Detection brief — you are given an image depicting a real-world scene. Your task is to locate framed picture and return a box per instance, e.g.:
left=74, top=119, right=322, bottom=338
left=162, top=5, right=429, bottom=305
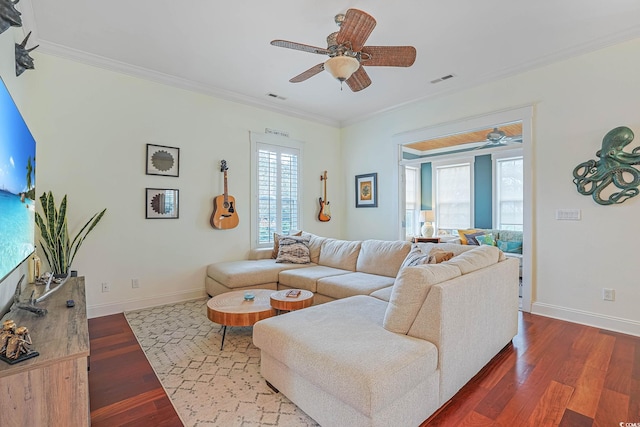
left=146, top=144, right=179, bottom=177
left=355, top=173, right=377, bottom=208
left=146, top=188, right=179, bottom=219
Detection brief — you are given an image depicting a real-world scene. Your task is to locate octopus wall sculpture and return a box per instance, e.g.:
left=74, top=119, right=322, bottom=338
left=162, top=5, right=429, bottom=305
left=573, top=126, right=640, bottom=205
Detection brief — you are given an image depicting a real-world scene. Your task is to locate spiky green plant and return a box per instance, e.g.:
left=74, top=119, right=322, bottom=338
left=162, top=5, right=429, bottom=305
left=34, top=191, right=106, bottom=276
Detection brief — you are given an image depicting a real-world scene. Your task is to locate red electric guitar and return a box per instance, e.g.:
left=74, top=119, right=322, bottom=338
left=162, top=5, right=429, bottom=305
left=318, top=171, right=331, bottom=222
left=210, top=160, right=239, bottom=229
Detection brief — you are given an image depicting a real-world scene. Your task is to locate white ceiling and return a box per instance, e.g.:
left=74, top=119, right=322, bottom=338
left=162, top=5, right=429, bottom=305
left=17, top=1, right=640, bottom=127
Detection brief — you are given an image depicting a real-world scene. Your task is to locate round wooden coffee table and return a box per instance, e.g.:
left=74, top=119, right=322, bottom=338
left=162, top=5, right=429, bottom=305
left=207, top=289, right=276, bottom=349
left=270, top=289, right=314, bottom=312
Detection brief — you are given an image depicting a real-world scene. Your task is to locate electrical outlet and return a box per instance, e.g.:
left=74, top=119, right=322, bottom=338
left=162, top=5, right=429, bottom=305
left=602, top=288, right=615, bottom=301
left=101, top=282, right=111, bottom=293
left=132, top=278, right=140, bottom=289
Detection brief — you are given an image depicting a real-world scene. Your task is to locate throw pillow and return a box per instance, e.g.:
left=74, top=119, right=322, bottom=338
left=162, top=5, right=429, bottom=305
left=476, top=233, right=496, bottom=246
left=400, top=244, right=430, bottom=269
left=497, top=239, right=522, bottom=254
left=457, top=229, right=482, bottom=245
left=271, top=230, right=302, bottom=259
left=275, top=235, right=311, bottom=264
left=428, top=248, right=455, bottom=263
left=463, top=231, right=486, bottom=245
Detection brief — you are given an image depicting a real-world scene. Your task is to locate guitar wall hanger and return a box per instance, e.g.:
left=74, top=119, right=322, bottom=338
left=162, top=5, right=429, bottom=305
left=318, top=171, right=331, bottom=222
left=210, top=160, right=239, bottom=229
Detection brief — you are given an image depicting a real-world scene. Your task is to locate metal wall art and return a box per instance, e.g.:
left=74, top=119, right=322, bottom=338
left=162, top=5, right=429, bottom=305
left=573, top=126, right=640, bottom=205
left=146, top=144, right=180, bottom=177
left=146, top=188, right=179, bottom=219
left=0, top=0, right=22, bottom=35
left=15, top=30, right=38, bottom=76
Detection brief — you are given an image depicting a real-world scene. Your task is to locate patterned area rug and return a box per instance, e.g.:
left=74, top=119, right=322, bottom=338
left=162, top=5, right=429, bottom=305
left=124, top=299, right=319, bottom=426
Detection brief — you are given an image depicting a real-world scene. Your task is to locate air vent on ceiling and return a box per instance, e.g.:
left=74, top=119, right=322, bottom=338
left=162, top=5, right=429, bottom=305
left=430, top=74, right=456, bottom=84
left=266, top=93, right=287, bottom=100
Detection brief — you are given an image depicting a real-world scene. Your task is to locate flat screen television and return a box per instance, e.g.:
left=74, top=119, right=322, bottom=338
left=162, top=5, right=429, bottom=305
left=0, top=77, right=36, bottom=283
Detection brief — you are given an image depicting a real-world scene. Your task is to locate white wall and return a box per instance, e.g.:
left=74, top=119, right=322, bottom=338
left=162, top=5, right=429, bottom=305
left=342, top=38, right=640, bottom=336
left=18, top=52, right=342, bottom=317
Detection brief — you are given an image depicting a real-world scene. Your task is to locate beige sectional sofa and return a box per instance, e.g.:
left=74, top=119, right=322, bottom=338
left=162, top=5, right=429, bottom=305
left=206, top=233, right=414, bottom=304
left=206, top=233, right=520, bottom=426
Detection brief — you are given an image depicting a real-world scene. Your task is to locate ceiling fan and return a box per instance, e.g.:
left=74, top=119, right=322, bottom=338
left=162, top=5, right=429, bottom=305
left=473, top=128, right=523, bottom=150
left=270, top=8, right=417, bottom=92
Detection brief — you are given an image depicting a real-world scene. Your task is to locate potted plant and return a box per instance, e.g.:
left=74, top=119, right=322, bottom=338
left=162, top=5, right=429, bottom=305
left=35, top=191, right=106, bottom=278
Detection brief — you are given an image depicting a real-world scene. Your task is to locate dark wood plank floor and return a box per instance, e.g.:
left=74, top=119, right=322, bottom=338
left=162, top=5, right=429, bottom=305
left=89, top=311, right=639, bottom=427
left=88, top=314, right=183, bottom=427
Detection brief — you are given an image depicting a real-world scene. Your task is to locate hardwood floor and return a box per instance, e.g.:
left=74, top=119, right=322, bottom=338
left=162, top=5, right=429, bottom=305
left=88, top=311, right=639, bottom=426
left=88, top=314, right=183, bottom=427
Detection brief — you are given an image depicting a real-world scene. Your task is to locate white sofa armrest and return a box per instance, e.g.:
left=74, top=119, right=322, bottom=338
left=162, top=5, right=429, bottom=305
left=249, top=248, right=273, bottom=260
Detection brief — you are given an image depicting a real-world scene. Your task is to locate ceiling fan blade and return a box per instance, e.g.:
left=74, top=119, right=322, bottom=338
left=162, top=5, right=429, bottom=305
left=289, top=63, right=325, bottom=83
left=271, top=40, right=331, bottom=56
left=360, top=46, right=417, bottom=67
left=336, top=9, right=376, bottom=52
left=346, top=66, right=372, bottom=92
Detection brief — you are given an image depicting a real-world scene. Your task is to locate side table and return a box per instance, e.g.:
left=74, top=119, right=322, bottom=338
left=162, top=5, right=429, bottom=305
left=270, top=289, right=314, bottom=313
left=412, top=237, right=441, bottom=243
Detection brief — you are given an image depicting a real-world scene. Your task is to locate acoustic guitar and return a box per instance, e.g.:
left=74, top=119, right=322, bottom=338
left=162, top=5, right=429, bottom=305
left=210, top=160, right=239, bottom=229
left=318, top=170, right=331, bottom=222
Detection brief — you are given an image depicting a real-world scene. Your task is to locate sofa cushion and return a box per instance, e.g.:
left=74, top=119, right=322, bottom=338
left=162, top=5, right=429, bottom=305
left=278, top=265, right=350, bottom=292
left=443, top=245, right=502, bottom=274
left=253, top=296, right=438, bottom=417
left=384, top=264, right=461, bottom=334
left=356, top=240, right=411, bottom=277
left=317, top=272, right=396, bottom=299
left=206, top=259, right=310, bottom=288
left=302, top=232, right=327, bottom=264
left=275, top=235, right=311, bottom=264
left=369, top=286, right=393, bottom=302
left=319, top=239, right=361, bottom=271
left=271, top=230, right=302, bottom=258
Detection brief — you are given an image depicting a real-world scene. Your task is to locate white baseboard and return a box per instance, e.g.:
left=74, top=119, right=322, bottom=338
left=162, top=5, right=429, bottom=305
left=87, top=288, right=207, bottom=319
left=531, top=302, right=640, bottom=337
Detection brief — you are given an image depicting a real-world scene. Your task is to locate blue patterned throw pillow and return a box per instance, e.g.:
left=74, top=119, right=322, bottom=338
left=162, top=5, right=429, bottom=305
left=476, top=233, right=496, bottom=246
left=497, top=239, right=522, bottom=254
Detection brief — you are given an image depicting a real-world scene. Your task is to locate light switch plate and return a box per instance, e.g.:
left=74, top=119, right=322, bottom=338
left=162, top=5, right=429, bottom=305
left=556, top=209, right=581, bottom=220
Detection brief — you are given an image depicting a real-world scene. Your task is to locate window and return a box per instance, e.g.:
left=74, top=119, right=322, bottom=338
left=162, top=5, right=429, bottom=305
left=434, top=160, right=472, bottom=232
left=494, top=154, right=523, bottom=230
left=250, top=133, right=302, bottom=248
left=404, top=166, right=421, bottom=237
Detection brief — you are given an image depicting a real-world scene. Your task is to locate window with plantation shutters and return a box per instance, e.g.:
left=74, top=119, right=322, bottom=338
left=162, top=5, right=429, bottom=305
left=250, top=133, right=303, bottom=248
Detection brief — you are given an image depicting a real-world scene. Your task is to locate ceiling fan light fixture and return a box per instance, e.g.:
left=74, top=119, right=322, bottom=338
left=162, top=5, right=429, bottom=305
left=324, top=55, right=360, bottom=82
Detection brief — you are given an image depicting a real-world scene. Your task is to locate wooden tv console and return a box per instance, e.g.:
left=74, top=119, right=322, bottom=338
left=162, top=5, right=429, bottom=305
left=0, top=276, right=89, bottom=426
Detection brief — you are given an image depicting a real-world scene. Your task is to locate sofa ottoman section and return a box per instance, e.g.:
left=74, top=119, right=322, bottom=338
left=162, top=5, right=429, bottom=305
left=253, top=296, right=440, bottom=427
left=205, top=259, right=311, bottom=297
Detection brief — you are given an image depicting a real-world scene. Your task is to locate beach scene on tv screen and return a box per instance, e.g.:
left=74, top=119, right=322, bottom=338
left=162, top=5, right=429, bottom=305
left=0, top=80, right=36, bottom=281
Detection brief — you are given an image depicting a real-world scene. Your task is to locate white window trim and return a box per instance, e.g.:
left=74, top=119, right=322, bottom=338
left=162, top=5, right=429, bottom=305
left=404, top=165, right=421, bottom=237
left=250, top=132, right=304, bottom=249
